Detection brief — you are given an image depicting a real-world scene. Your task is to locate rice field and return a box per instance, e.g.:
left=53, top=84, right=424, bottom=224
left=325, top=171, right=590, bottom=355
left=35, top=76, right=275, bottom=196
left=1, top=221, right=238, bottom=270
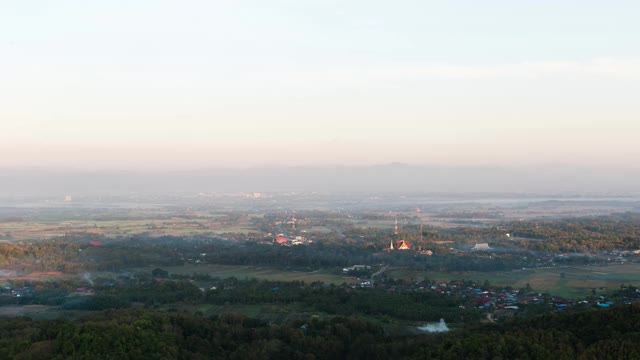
left=387, top=263, right=640, bottom=298
left=149, top=264, right=356, bottom=285
left=0, top=218, right=258, bottom=241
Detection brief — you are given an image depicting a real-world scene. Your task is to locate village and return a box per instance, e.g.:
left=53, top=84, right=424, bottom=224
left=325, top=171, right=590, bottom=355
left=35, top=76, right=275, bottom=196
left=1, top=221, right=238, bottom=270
left=342, top=268, right=640, bottom=321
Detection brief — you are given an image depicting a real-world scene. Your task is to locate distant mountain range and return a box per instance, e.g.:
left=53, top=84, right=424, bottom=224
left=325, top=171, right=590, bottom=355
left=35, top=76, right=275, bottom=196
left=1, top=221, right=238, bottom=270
left=1, top=164, right=639, bottom=196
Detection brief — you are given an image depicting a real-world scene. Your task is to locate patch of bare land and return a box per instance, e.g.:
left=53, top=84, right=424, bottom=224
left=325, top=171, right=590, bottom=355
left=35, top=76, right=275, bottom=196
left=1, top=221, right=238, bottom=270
left=0, top=305, right=53, bottom=317
left=141, top=264, right=356, bottom=285
left=0, top=271, right=71, bottom=281
left=388, top=263, right=640, bottom=299
left=0, top=217, right=258, bottom=241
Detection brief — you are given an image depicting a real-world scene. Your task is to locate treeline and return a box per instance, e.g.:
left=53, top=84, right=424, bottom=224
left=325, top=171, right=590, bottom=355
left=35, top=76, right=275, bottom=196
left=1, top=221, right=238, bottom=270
left=201, top=279, right=480, bottom=323
left=0, top=234, right=193, bottom=274
left=506, top=213, right=640, bottom=252
left=3, top=304, right=640, bottom=359
left=0, top=242, right=83, bottom=273
left=0, top=234, right=546, bottom=275
left=434, top=212, right=640, bottom=253
left=417, top=302, right=640, bottom=359
left=51, top=278, right=480, bottom=323
left=5, top=212, right=640, bottom=275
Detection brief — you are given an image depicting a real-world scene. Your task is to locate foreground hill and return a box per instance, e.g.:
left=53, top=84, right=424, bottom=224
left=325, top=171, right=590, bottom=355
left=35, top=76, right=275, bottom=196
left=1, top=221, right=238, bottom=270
left=2, top=303, right=640, bottom=359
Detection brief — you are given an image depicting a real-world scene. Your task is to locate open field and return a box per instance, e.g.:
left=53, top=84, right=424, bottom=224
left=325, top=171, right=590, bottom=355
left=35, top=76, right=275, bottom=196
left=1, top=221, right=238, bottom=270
left=0, top=271, right=73, bottom=282
left=180, top=303, right=322, bottom=324
left=387, top=263, right=640, bottom=299
left=0, top=305, right=51, bottom=317
left=0, top=264, right=352, bottom=286
left=145, top=264, right=356, bottom=285
left=0, top=218, right=257, bottom=240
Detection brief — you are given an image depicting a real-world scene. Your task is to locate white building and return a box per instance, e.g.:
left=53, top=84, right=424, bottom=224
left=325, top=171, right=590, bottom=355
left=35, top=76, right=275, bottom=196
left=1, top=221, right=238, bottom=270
left=471, top=243, right=491, bottom=251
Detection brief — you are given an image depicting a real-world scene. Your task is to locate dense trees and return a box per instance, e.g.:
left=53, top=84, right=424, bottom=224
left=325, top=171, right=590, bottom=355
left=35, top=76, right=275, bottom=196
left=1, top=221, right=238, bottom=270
left=0, top=242, right=82, bottom=272
left=500, top=213, right=640, bottom=252
left=2, top=304, right=640, bottom=359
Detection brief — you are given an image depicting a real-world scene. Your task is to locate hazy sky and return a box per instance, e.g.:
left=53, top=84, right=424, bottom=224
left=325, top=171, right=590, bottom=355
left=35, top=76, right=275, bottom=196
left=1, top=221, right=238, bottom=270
left=2, top=1, right=639, bottom=169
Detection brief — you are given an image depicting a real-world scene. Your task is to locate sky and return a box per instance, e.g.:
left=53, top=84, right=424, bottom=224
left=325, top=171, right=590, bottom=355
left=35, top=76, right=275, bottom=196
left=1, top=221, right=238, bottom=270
left=1, top=0, right=639, bottom=170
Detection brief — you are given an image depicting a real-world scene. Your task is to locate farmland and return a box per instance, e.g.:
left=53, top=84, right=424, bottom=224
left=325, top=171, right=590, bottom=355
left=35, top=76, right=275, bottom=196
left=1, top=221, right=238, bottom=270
left=143, top=264, right=356, bottom=285
left=387, top=263, right=640, bottom=298
left=0, top=217, right=257, bottom=241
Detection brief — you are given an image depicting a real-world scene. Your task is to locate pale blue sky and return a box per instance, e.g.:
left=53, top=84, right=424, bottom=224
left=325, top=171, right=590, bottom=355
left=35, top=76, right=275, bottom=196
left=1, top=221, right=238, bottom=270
left=1, top=1, right=639, bottom=169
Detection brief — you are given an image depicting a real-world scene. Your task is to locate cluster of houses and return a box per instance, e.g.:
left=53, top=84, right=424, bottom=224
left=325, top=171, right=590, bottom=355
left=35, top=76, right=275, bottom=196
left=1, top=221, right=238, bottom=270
left=342, top=265, right=371, bottom=273
left=410, top=281, right=545, bottom=310
left=343, top=274, right=634, bottom=319
left=0, top=285, right=34, bottom=298
left=417, top=280, right=631, bottom=313
left=273, top=235, right=311, bottom=246
left=74, top=287, right=95, bottom=296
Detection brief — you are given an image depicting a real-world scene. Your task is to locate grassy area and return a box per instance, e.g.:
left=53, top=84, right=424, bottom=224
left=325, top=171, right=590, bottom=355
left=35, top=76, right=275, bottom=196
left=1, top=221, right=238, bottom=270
left=150, top=264, right=356, bottom=285
left=178, top=303, right=321, bottom=323
left=0, top=219, right=257, bottom=240
left=387, top=263, right=640, bottom=299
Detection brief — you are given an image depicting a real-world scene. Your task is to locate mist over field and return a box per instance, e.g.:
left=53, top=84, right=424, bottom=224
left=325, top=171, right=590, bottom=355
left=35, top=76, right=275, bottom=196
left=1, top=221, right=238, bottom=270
left=1, top=164, right=639, bottom=196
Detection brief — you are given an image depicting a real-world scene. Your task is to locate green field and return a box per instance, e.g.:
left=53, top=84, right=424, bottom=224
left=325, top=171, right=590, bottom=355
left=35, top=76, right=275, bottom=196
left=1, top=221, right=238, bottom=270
left=145, top=263, right=640, bottom=299
left=177, top=303, right=325, bottom=324
left=149, top=264, right=356, bottom=285
left=0, top=219, right=257, bottom=240
left=387, top=263, right=640, bottom=299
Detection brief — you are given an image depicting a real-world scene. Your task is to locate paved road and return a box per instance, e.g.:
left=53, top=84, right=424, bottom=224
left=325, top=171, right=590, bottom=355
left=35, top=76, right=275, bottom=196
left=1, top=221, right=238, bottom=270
left=370, top=266, right=388, bottom=287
